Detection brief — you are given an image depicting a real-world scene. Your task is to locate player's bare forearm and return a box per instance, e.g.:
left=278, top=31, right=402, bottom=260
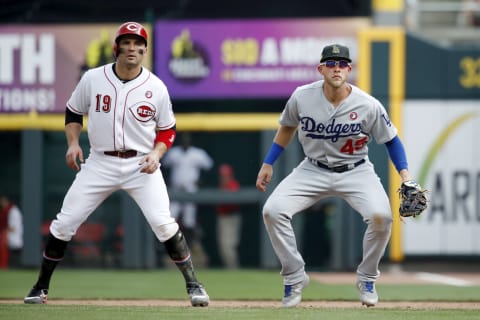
left=153, top=141, right=169, bottom=160
left=64, top=122, right=84, bottom=171
left=273, top=125, right=297, bottom=147
left=255, top=126, right=295, bottom=192
left=65, top=122, right=82, bottom=147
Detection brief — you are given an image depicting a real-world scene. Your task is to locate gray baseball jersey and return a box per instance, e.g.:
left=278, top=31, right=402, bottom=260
left=263, top=79, right=396, bottom=286
left=280, top=80, right=397, bottom=165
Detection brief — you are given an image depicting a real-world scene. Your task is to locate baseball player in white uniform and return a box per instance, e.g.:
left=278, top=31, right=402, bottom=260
left=24, top=22, right=209, bottom=307
left=256, top=44, right=416, bottom=308
left=162, top=132, right=213, bottom=244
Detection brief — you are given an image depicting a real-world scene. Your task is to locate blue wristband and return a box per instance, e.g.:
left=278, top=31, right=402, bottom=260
left=385, top=136, right=408, bottom=172
left=264, top=142, right=284, bottom=165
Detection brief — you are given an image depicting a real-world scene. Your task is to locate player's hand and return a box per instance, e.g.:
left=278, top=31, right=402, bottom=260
left=65, top=144, right=84, bottom=171
left=256, top=164, right=273, bottom=192
left=139, top=152, right=160, bottom=174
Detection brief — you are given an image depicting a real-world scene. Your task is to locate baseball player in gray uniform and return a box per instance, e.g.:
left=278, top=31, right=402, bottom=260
left=256, top=44, right=416, bottom=308
left=24, top=22, right=209, bottom=307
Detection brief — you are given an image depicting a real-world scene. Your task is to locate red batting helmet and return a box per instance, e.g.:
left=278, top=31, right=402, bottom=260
left=113, top=22, right=148, bottom=56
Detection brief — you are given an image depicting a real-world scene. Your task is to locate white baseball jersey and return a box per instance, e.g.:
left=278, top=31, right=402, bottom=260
left=67, top=63, right=175, bottom=154
left=50, top=63, right=179, bottom=244
left=162, top=146, right=213, bottom=192
left=7, top=205, right=23, bottom=250
left=280, top=80, right=397, bottom=166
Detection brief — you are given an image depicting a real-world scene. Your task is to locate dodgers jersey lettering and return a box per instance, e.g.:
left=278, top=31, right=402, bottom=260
left=280, top=80, right=397, bottom=166
left=66, top=63, right=175, bottom=154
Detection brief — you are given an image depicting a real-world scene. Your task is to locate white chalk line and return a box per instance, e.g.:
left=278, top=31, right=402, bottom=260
left=415, top=272, right=474, bottom=287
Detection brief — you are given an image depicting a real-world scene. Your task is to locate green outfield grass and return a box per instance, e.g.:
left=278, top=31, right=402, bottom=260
left=1, top=269, right=479, bottom=320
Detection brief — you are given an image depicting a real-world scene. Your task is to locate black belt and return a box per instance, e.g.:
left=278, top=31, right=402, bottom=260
left=308, top=158, right=365, bottom=173
left=104, top=150, right=138, bottom=158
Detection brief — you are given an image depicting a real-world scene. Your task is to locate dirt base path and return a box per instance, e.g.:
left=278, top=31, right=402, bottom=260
left=2, top=299, right=480, bottom=309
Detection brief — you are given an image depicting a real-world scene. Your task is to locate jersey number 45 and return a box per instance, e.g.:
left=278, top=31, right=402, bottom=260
left=340, top=137, right=368, bottom=155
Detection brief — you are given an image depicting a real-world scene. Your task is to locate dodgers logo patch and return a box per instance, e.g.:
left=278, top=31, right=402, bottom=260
left=382, top=113, right=392, bottom=127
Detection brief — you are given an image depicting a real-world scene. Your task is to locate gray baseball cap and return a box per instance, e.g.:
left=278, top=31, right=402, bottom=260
left=320, top=44, right=351, bottom=63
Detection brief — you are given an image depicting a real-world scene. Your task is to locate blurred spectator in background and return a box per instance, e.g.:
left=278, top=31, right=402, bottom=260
left=458, top=0, right=480, bottom=26
left=216, top=164, right=242, bottom=269
left=162, top=132, right=213, bottom=266
left=0, top=195, right=23, bottom=269
left=467, top=0, right=480, bottom=26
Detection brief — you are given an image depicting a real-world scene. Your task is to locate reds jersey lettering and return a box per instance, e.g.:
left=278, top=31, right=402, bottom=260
left=130, top=103, right=156, bottom=122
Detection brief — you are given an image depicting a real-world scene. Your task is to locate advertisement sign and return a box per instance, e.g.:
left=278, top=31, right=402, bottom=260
left=154, top=18, right=370, bottom=99
left=403, top=100, right=480, bottom=255
left=0, top=24, right=151, bottom=113
left=449, top=50, right=480, bottom=98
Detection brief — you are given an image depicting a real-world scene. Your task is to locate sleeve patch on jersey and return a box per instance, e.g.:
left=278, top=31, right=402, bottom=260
left=382, top=113, right=392, bottom=127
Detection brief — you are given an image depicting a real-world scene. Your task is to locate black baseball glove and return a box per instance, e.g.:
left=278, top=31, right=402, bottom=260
left=398, top=180, right=428, bottom=217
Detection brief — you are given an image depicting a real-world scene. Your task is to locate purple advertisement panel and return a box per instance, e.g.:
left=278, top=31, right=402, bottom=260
left=155, top=18, right=370, bottom=99
left=0, top=24, right=152, bottom=113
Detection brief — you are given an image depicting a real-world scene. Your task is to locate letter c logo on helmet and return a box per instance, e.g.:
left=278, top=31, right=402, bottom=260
left=113, top=22, right=148, bottom=57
